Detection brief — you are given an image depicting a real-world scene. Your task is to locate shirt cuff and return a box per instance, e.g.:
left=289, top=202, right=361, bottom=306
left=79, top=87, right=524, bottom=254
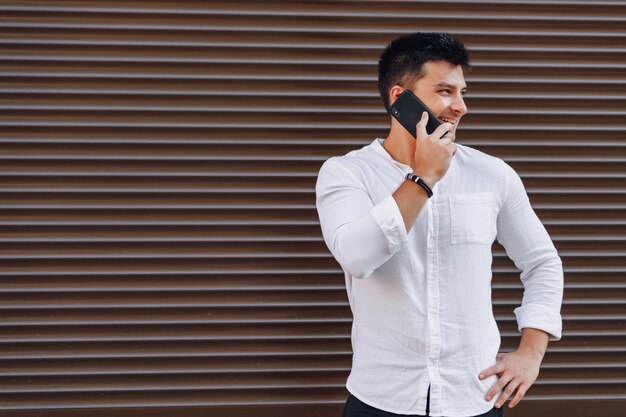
left=369, top=195, right=409, bottom=253
left=514, top=304, right=562, bottom=341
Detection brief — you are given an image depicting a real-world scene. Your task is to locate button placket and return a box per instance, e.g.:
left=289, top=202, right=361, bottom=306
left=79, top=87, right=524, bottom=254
left=426, top=198, right=442, bottom=415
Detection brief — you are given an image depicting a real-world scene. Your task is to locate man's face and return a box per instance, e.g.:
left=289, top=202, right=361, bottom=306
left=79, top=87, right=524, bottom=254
left=402, top=60, right=468, bottom=140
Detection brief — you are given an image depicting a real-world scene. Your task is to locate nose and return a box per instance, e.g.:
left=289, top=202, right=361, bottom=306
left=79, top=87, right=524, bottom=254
left=451, top=94, right=468, bottom=116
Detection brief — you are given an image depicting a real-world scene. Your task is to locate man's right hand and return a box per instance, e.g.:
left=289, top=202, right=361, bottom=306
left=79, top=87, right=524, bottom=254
left=413, top=111, right=456, bottom=187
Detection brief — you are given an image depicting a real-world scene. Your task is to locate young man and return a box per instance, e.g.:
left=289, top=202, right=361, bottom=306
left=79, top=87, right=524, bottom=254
left=315, top=33, right=564, bottom=417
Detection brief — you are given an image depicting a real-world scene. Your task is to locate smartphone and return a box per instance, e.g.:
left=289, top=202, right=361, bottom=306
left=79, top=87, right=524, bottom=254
left=389, top=90, right=444, bottom=138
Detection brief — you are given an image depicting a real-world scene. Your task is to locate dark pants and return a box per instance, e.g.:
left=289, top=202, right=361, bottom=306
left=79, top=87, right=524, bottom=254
left=342, top=394, right=503, bottom=417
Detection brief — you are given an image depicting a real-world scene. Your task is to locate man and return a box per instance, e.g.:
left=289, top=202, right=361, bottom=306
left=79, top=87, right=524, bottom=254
left=315, top=32, right=564, bottom=417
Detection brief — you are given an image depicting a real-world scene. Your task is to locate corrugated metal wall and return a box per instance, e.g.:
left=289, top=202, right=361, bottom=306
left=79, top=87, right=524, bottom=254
left=0, top=1, right=624, bottom=416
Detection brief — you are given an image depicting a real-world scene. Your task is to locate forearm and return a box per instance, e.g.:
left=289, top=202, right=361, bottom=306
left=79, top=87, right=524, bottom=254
left=335, top=176, right=432, bottom=276
left=517, top=327, right=549, bottom=360
left=392, top=179, right=431, bottom=233
left=320, top=173, right=429, bottom=279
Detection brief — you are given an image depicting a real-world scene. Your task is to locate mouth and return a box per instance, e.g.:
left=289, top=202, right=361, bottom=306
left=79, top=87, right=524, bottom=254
left=438, top=116, right=457, bottom=125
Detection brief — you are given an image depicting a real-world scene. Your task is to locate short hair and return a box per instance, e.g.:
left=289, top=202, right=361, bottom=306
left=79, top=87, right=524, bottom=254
left=378, top=32, right=471, bottom=112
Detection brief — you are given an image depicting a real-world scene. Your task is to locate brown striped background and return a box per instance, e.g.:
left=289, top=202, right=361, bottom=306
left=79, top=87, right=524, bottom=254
left=0, top=1, right=624, bottom=416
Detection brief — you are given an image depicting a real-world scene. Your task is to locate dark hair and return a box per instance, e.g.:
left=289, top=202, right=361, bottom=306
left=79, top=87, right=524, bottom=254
left=378, top=32, right=471, bottom=112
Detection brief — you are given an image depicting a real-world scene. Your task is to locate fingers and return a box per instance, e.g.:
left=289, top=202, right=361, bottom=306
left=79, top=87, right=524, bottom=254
left=415, top=111, right=429, bottom=139
left=494, top=377, right=520, bottom=408
left=480, top=350, right=537, bottom=409
left=507, top=383, right=529, bottom=408
left=415, top=113, right=453, bottom=141
left=479, top=362, right=503, bottom=380
left=484, top=373, right=512, bottom=402
left=431, top=121, right=453, bottom=140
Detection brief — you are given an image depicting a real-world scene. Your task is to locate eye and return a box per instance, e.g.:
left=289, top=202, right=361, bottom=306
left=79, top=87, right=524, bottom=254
left=438, top=89, right=451, bottom=95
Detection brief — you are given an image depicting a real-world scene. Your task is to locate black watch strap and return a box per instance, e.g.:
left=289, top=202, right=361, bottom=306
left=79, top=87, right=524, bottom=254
left=405, top=173, right=433, bottom=198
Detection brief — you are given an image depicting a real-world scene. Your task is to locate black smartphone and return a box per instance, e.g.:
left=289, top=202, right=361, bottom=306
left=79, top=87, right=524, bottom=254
left=389, top=90, right=443, bottom=138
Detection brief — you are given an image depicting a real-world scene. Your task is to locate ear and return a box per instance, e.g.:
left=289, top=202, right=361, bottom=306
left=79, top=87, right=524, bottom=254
left=388, top=85, right=406, bottom=106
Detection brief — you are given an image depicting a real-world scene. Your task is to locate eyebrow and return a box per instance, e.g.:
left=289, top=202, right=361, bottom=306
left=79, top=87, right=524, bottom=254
left=434, top=82, right=467, bottom=91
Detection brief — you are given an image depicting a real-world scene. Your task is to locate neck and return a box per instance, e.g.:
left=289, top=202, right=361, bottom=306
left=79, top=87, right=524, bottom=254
left=383, top=123, right=416, bottom=169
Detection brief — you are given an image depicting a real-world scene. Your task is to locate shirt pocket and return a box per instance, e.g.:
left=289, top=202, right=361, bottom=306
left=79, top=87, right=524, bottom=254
left=448, top=192, right=496, bottom=245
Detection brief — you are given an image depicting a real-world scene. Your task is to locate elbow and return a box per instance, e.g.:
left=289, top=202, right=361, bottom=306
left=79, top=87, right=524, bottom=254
left=342, top=260, right=373, bottom=279
left=333, top=245, right=374, bottom=279
left=325, top=220, right=392, bottom=280
left=522, top=247, right=563, bottom=281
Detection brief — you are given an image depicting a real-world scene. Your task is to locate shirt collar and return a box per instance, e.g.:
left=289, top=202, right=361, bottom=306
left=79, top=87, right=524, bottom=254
left=371, top=138, right=413, bottom=174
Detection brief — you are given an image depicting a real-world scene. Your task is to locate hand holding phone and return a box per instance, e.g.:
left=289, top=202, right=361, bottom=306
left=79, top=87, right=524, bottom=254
left=410, top=110, right=457, bottom=188
left=389, top=90, right=445, bottom=138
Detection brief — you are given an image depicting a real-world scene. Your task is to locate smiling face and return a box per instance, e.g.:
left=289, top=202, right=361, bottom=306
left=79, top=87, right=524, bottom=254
left=391, top=60, right=468, bottom=141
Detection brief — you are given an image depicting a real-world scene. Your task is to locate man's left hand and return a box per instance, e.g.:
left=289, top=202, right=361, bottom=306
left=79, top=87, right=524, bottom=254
left=478, top=349, right=542, bottom=409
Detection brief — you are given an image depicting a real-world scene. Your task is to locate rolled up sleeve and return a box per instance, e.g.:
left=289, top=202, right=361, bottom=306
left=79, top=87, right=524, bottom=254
left=370, top=194, right=408, bottom=253
left=316, top=158, right=408, bottom=279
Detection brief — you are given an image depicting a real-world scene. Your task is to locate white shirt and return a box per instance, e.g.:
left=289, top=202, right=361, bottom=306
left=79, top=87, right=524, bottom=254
left=315, top=138, right=563, bottom=417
